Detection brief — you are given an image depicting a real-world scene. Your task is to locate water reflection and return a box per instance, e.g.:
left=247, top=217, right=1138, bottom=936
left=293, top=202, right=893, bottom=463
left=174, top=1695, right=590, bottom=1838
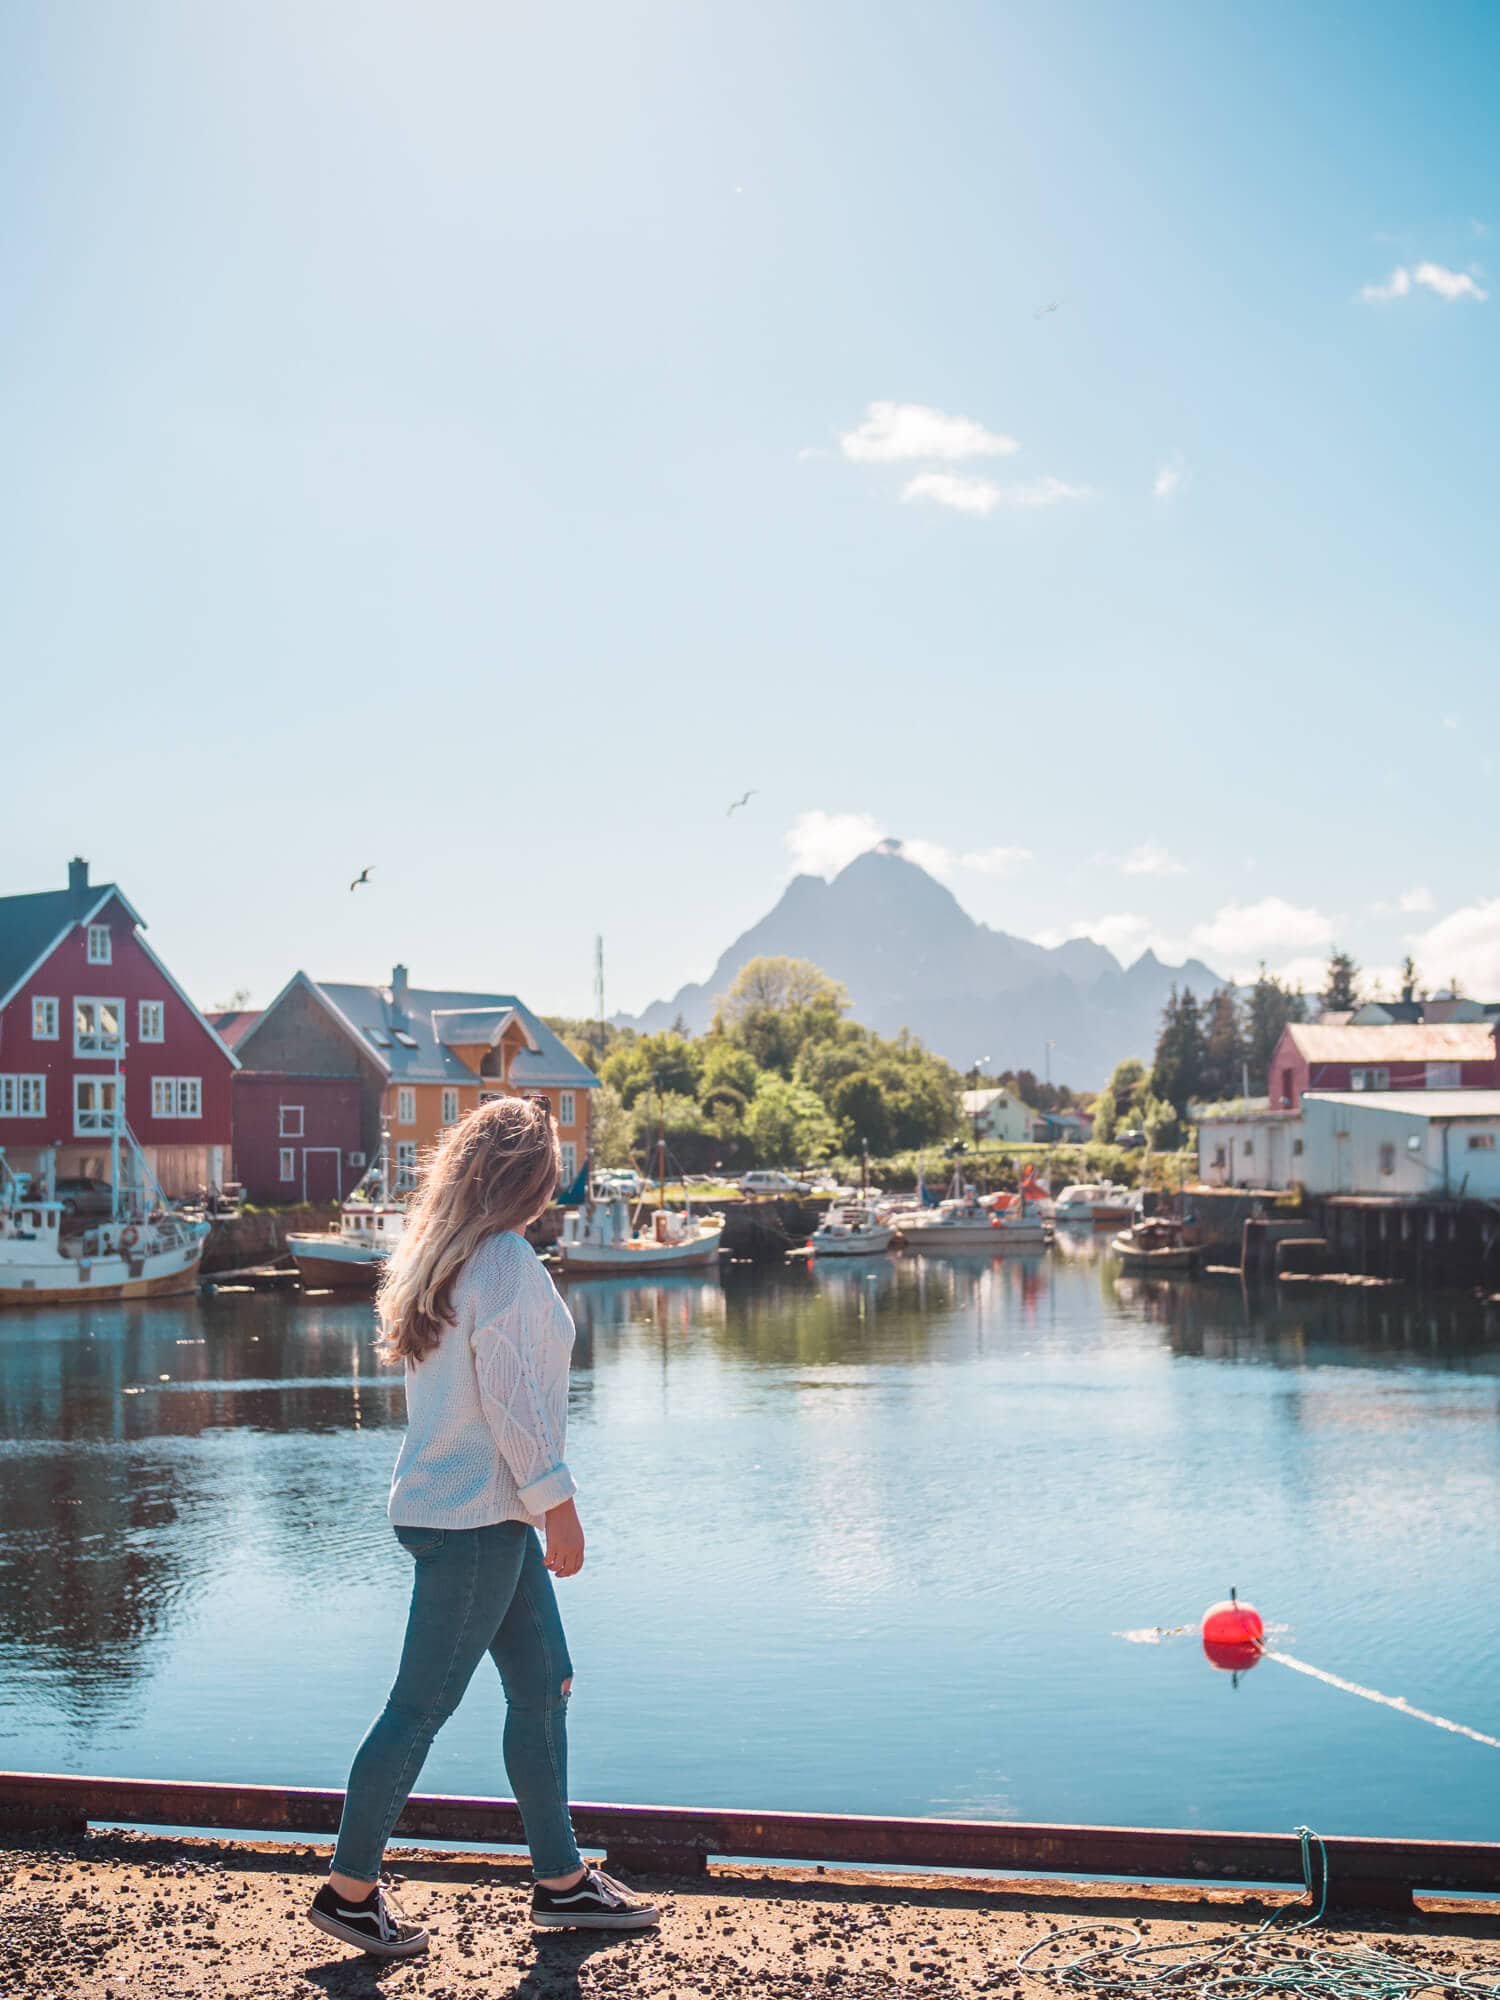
left=1, top=1254, right=1498, bottom=1834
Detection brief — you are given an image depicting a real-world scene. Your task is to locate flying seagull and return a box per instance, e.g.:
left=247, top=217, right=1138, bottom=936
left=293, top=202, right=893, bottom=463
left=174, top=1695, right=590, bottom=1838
left=1034, top=299, right=1062, bottom=319
left=727, top=789, right=758, bottom=817
left=349, top=866, right=373, bottom=893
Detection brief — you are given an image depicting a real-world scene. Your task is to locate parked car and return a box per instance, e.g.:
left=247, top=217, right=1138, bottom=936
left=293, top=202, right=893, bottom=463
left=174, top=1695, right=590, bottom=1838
left=1115, top=1129, right=1148, bottom=1151
left=738, top=1170, right=813, bottom=1196
left=54, top=1176, right=115, bottom=1220
left=595, top=1169, right=644, bottom=1198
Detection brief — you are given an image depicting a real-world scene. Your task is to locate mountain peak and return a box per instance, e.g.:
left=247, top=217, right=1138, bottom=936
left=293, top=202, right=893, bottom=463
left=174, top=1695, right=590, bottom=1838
left=626, top=850, right=1223, bottom=1085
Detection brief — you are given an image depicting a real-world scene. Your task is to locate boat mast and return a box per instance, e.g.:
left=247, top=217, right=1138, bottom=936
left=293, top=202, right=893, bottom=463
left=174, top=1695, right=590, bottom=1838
left=110, top=1049, right=122, bottom=1221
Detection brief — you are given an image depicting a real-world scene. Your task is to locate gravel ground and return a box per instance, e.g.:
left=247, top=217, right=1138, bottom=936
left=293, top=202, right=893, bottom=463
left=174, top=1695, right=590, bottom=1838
left=2, top=1830, right=1497, bottom=2000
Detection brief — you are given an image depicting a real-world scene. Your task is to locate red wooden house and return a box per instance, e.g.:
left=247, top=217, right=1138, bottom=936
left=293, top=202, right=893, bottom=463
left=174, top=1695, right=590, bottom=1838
left=1268, top=1021, right=1500, bottom=1110
left=0, top=857, right=238, bottom=1198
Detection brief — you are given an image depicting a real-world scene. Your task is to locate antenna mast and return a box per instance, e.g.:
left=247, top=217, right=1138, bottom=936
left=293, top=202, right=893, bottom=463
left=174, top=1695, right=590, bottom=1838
left=593, top=934, right=606, bottom=1057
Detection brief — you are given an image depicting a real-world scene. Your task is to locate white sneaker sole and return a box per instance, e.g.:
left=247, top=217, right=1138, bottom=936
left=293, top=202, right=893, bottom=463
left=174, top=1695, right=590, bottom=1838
left=531, top=1904, right=661, bottom=1930
left=307, top=1906, right=431, bottom=1958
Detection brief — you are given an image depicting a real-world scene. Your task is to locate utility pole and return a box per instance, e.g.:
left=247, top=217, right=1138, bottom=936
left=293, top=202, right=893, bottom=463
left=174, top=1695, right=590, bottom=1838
left=970, top=1056, right=989, bottom=1150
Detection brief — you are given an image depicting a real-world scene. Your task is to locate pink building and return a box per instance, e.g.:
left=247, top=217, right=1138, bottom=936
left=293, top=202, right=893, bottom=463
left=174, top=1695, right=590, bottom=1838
left=0, top=858, right=238, bottom=1197
left=1268, top=1021, right=1500, bottom=1111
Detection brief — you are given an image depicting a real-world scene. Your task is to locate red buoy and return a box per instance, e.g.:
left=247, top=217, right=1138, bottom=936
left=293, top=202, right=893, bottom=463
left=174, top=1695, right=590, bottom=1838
left=1201, top=1590, right=1264, bottom=1671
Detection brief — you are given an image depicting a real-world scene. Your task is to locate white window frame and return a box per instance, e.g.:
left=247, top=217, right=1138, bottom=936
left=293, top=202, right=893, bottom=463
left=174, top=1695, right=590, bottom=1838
left=559, top=1090, right=576, bottom=1127
left=138, top=999, right=165, bottom=1043
left=280, top=1147, right=297, bottom=1182
left=74, top=996, right=125, bottom=1058
left=0, top=1075, right=46, bottom=1117
left=395, top=1139, right=418, bottom=1189
left=32, top=997, right=58, bottom=1041
left=560, top=1140, right=578, bottom=1182
left=151, top=1076, right=202, bottom=1119
left=74, top=1075, right=121, bottom=1135
left=1351, top=1067, right=1390, bottom=1092
left=86, top=923, right=112, bottom=965
left=1426, top=1062, right=1460, bottom=1089
left=279, top=1104, right=304, bottom=1138
left=397, top=1086, right=416, bottom=1125
left=441, top=1087, right=459, bottom=1126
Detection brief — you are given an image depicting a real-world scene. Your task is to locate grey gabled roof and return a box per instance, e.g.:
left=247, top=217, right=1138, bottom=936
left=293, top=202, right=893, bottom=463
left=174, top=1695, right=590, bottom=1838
left=0, top=882, right=128, bottom=1009
left=314, top=982, right=599, bottom=1091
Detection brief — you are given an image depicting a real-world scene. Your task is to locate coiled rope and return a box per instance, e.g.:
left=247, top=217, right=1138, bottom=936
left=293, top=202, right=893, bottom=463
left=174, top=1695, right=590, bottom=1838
left=1015, top=1828, right=1500, bottom=1997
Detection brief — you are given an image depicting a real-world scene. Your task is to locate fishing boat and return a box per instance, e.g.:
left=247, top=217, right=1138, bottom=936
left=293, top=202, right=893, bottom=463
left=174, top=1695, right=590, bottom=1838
left=810, top=1200, right=894, bottom=1257
left=899, top=1170, right=1049, bottom=1251
left=286, top=1136, right=407, bottom=1290
left=1111, top=1216, right=1199, bottom=1273
left=557, top=1182, right=724, bottom=1274
left=0, top=1137, right=209, bottom=1307
left=1053, top=1183, right=1135, bottom=1227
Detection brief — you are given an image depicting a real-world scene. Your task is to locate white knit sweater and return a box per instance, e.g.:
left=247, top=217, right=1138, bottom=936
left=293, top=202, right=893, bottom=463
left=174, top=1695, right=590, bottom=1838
left=387, top=1229, right=578, bottom=1531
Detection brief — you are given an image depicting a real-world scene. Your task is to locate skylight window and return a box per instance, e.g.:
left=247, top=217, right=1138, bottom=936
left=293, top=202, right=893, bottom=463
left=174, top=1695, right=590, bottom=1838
left=393, top=1029, right=420, bottom=1049
left=366, top=1028, right=392, bottom=1048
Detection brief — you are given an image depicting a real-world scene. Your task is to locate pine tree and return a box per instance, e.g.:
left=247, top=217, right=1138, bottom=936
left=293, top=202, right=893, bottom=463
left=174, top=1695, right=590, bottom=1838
left=1320, top=949, right=1360, bottom=1012
left=1151, top=986, right=1206, bottom=1115
left=1245, top=965, right=1305, bottom=1095
left=1200, top=987, right=1247, bottom=1102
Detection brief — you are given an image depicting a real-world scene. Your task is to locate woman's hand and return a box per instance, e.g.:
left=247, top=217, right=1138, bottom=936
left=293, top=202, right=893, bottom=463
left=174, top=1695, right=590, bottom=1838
left=544, top=1498, right=585, bottom=1578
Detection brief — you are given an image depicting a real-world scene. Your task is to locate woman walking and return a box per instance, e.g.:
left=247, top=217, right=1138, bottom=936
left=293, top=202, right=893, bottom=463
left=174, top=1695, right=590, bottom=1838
left=308, top=1095, right=659, bottom=1960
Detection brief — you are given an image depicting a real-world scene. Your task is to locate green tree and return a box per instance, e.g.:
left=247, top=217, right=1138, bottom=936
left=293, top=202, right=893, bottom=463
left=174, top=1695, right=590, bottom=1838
left=828, top=1071, right=895, bottom=1154
left=1092, top=1057, right=1147, bottom=1142
left=745, top=1075, right=838, bottom=1165
left=1199, top=987, right=1247, bottom=1103
left=714, top=957, right=849, bottom=1076
left=1400, top=954, right=1421, bottom=1002
left=628, top=1089, right=708, bottom=1161
left=1245, top=965, right=1305, bottom=1095
left=1320, top=949, right=1360, bottom=1012
left=1151, top=986, right=1205, bottom=1115
left=590, top=1083, right=634, bottom=1167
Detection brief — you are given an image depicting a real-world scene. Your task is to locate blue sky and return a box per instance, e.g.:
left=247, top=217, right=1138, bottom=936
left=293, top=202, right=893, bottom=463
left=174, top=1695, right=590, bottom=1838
left=3, top=1, right=1497, bottom=1019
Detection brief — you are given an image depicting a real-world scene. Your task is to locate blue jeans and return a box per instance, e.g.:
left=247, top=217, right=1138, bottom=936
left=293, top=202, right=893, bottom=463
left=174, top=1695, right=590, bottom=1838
left=332, top=1521, right=582, bottom=1881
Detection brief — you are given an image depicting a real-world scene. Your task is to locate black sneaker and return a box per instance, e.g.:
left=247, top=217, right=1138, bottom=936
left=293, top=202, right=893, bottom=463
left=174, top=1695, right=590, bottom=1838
left=531, top=1864, right=661, bottom=1930
left=308, top=1880, right=430, bottom=1959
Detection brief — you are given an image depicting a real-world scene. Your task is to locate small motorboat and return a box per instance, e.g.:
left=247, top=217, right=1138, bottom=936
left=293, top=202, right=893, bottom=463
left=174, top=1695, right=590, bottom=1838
left=1111, top=1216, right=1199, bottom=1273
left=287, top=1138, right=407, bottom=1290
left=811, top=1201, right=893, bottom=1257
left=0, top=1137, right=209, bottom=1308
left=1054, top=1183, right=1135, bottom=1227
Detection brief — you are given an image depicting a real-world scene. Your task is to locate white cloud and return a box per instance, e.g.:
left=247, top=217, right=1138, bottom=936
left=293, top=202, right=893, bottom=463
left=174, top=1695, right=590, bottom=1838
left=1359, top=261, right=1488, bottom=305
left=1032, top=913, right=1182, bottom=961
left=785, top=815, right=1033, bottom=884
left=1152, top=454, right=1187, bottom=500
left=1187, top=897, right=1336, bottom=978
left=960, top=844, right=1033, bottom=876
left=902, top=471, right=1091, bottom=515
left=785, top=810, right=885, bottom=877
left=1398, top=885, right=1434, bottom=914
left=1409, top=898, right=1500, bottom=996
left=838, top=401, right=1019, bottom=464
left=1442, top=714, right=1459, bottom=730
left=1098, top=840, right=1186, bottom=878
left=901, top=472, right=1004, bottom=516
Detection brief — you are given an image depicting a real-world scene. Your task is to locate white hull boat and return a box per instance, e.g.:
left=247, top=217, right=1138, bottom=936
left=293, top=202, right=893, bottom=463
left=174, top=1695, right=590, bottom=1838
left=0, top=1137, right=208, bottom=1308
left=1054, top=1183, right=1136, bottom=1227
left=558, top=1186, right=724, bottom=1276
left=287, top=1137, right=408, bottom=1290
left=811, top=1202, right=893, bottom=1257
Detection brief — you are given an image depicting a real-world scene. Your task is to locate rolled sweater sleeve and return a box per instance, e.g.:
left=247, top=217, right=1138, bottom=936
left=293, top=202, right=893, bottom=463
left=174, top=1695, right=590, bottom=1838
left=470, top=1253, right=577, bottom=1517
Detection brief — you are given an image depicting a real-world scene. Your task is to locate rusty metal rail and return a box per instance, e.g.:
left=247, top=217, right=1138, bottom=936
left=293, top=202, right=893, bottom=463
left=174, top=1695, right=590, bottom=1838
left=2, top=1772, right=1497, bottom=1914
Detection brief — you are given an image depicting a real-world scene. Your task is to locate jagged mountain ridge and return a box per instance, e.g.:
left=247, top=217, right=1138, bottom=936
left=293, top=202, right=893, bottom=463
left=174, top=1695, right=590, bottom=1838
left=625, top=845, right=1222, bottom=1088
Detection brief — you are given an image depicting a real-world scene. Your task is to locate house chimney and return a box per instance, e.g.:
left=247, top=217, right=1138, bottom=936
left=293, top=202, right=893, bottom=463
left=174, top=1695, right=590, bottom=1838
left=68, top=856, right=89, bottom=895
left=391, top=963, right=409, bottom=1014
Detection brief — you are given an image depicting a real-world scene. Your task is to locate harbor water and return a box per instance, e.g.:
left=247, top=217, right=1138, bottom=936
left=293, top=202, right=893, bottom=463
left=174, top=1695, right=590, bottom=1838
left=2, top=1245, right=1497, bottom=1843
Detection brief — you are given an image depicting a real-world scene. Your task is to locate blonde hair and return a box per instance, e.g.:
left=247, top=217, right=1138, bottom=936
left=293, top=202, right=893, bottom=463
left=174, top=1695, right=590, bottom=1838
left=377, top=1095, right=560, bottom=1364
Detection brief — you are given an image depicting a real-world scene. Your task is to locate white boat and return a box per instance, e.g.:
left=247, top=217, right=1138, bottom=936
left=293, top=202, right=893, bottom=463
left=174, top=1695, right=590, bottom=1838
left=1053, top=1182, right=1135, bottom=1227
left=1111, top=1216, right=1199, bottom=1273
left=899, top=1173, right=1046, bottom=1251
left=0, top=1140, right=209, bottom=1308
left=287, top=1138, right=407, bottom=1290
left=811, top=1201, right=893, bottom=1257
left=557, top=1184, right=724, bottom=1275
